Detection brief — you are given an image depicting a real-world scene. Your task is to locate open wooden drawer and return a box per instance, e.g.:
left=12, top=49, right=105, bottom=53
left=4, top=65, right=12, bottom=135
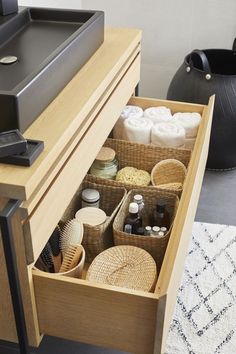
left=32, top=95, right=214, bottom=354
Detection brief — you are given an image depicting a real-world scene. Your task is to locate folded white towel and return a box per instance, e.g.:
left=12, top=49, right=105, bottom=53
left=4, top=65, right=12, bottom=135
left=173, top=112, right=201, bottom=138
left=184, top=138, right=196, bottom=150
left=124, top=116, right=153, bottom=144
left=113, top=105, right=143, bottom=140
left=151, top=122, right=186, bottom=148
left=144, top=106, right=172, bottom=124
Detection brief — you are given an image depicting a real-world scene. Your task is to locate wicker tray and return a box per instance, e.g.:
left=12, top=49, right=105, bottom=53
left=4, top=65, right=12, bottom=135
left=87, top=138, right=191, bottom=196
left=61, top=180, right=126, bottom=262
left=113, top=188, right=179, bottom=273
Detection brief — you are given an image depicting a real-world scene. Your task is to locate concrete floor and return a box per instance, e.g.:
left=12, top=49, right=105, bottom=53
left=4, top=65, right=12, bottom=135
left=1, top=169, right=236, bottom=354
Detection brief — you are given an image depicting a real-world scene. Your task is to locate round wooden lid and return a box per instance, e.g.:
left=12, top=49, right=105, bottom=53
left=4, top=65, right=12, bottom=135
left=86, top=245, right=157, bottom=292
left=75, top=207, right=107, bottom=226
left=95, top=147, right=116, bottom=162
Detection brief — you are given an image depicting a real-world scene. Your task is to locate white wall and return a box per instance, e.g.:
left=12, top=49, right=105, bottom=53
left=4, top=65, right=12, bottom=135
left=81, top=0, right=236, bottom=98
left=19, top=0, right=82, bottom=9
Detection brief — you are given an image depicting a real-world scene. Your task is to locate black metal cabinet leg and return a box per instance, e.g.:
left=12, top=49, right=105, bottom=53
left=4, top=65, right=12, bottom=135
left=0, top=199, right=30, bottom=354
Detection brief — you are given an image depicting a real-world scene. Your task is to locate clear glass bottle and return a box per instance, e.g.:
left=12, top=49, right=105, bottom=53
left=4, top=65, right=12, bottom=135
left=151, top=226, right=160, bottom=236
left=157, top=231, right=165, bottom=238
left=144, top=225, right=152, bottom=236
left=90, top=147, right=118, bottom=180
left=124, top=224, right=132, bottom=234
left=160, top=226, right=168, bottom=235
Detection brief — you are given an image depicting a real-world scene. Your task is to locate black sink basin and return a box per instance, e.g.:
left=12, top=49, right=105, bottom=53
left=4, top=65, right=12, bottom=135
left=0, top=7, right=104, bottom=132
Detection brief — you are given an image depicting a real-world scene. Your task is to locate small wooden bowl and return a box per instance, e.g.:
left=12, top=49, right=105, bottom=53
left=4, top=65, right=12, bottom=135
left=151, top=158, right=187, bottom=192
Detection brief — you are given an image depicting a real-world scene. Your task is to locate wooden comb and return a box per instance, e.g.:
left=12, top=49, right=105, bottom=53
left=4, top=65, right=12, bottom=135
left=59, top=245, right=83, bottom=273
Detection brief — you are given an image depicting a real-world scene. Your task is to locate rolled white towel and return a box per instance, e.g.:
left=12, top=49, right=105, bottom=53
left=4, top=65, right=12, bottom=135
left=173, top=112, right=201, bottom=138
left=151, top=122, right=186, bottom=148
left=184, top=138, right=196, bottom=150
left=144, top=106, right=172, bottom=124
left=124, top=116, right=153, bottom=144
left=113, top=105, right=143, bottom=140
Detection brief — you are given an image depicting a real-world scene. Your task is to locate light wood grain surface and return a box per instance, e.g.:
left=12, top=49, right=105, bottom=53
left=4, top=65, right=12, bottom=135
left=155, top=96, right=215, bottom=353
left=0, top=28, right=142, bottom=346
left=0, top=28, right=141, bottom=201
left=33, top=271, right=158, bottom=354
left=24, top=53, right=140, bottom=263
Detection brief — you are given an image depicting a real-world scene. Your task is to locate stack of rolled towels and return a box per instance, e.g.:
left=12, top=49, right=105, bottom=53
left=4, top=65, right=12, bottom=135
left=113, top=104, right=201, bottom=149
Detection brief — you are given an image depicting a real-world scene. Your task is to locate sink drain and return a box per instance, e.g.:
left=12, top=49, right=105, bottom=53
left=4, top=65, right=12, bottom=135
left=0, top=56, right=18, bottom=65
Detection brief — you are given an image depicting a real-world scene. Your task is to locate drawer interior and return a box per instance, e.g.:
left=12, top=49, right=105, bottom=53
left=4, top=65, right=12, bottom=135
left=32, top=95, right=214, bottom=354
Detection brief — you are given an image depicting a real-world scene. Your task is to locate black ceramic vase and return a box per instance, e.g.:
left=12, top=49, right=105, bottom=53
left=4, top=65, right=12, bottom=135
left=167, top=40, right=236, bottom=170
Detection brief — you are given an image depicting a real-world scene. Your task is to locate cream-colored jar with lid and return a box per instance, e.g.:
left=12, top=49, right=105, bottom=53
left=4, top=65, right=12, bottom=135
left=90, top=147, right=118, bottom=179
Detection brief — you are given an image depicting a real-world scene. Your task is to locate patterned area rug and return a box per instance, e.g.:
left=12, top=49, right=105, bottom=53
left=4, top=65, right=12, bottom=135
left=165, top=222, right=236, bottom=354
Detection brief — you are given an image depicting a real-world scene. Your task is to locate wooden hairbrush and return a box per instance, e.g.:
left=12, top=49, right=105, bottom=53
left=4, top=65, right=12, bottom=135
left=59, top=245, right=83, bottom=273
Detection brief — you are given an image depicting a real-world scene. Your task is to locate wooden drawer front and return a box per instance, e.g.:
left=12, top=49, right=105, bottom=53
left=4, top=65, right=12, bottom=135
left=127, top=95, right=214, bottom=353
left=155, top=96, right=214, bottom=353
left=33, top=272, right=158, bottom=354
left=32, top=96, right=214, bottom=354
left=23, top=54, right=140, bottom=263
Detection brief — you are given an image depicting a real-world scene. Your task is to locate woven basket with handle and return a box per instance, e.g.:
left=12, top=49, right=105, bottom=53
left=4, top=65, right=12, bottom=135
left=113, top=188, right=179, bottom=273
left=87, top=138, right=191, bottom=196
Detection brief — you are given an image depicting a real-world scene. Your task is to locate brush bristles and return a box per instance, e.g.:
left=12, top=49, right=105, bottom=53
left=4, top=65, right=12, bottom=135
left=60, top=219, right=83, bottom=255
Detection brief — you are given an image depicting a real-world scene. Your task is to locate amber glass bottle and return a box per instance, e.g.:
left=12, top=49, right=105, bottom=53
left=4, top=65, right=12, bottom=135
left=152, top=200, right=170, bottom=229
left=124, top=202, right=142, bottom=234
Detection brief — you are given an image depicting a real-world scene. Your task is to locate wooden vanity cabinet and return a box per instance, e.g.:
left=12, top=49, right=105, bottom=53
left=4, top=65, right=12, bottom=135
left=0, top=28, right=214, bottom=354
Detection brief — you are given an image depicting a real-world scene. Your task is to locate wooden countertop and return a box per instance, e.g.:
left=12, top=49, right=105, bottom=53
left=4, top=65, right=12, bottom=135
left=0, top=28, right=141, bottom=201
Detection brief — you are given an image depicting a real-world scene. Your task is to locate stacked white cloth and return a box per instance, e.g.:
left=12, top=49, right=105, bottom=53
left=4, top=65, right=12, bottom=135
left=113, top=105, right=143, bottom=140
left=151, top=122, right=186, bottom=148
left=144, top=106, right=172, bottom=124
left=173, top=112, right=201, bottom=150
left=124, top=116, right=153, bottom=144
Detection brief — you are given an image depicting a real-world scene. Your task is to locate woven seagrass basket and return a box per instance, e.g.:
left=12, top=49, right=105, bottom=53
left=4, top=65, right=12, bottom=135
left=87, top=138, right=191, bottom=196
left=61, top=180, right=126, bottom=262
left=113, top=188, right=179, bottom=273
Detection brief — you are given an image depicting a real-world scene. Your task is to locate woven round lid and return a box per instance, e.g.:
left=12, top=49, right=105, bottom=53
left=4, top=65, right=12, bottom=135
left=75, top=207, right=106, bottom=226
left=86, top=245, right=157, bottom=292
left=95, top=147, right=116, bottom=162
left=151, top=158, right=187, bottom=191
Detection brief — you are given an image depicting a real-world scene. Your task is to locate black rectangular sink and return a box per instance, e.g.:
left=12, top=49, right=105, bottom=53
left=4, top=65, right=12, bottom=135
left=0, top=7, right=104, bottom=132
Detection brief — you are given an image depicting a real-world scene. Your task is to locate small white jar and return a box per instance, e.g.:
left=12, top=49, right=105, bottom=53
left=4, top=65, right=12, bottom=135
left=81, top=188, right=100, bottom=208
